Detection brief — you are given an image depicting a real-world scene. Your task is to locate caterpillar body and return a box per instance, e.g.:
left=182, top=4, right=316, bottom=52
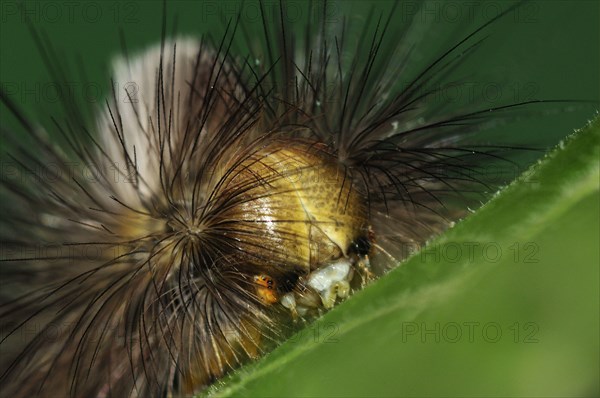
left=0, top=1, right=595, bottom=397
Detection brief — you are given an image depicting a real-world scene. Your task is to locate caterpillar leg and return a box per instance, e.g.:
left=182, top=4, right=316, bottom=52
left=356, top=255, right=375, bottom=288
left=253, top=274, right=279, bottom=305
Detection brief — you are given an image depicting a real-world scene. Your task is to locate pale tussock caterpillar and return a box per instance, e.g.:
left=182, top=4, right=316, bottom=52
left=0, top=1, right=597, bottom=397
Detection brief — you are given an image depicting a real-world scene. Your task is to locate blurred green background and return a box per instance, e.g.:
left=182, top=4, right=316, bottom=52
left=1, top=0, right=598, bottom=142
left=1, top=1, right=598, bottom=397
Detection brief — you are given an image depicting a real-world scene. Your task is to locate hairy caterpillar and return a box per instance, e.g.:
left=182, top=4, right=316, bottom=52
left=0, top=0, right=597, bottom=397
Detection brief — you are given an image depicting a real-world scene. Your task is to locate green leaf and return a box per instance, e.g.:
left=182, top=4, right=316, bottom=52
left=206, top=115, right=600, bottom=398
